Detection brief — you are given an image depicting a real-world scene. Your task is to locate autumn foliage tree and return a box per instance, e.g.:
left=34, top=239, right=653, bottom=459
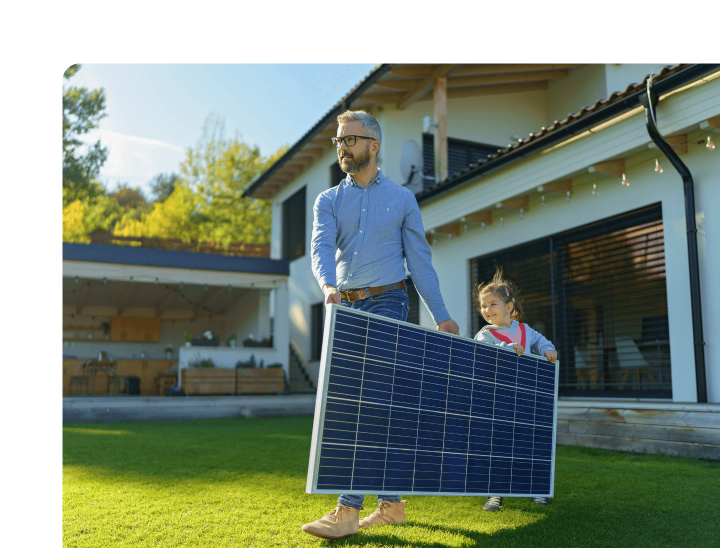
left=112, top=116, right=286, bottom=247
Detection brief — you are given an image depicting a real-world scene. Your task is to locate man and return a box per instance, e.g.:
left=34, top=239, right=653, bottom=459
left=302, top=110, right=460, bottom=540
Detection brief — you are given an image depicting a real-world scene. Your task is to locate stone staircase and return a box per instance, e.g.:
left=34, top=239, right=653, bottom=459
left=288, top=344, right=316, bottom=394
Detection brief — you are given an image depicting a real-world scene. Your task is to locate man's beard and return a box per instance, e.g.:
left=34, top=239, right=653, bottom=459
left=338, top=147, right=371, bottom=174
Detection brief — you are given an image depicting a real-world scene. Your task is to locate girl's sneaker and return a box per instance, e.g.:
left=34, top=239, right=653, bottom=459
left=482, top=496, right=503, bottom=511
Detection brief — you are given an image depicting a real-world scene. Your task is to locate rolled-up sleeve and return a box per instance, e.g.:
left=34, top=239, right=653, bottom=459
left=401, top=197, right=450, bottom=324
left=311, top=192, right=338, bottom=289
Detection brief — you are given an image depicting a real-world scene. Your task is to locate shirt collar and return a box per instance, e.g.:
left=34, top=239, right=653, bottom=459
left=345, top=169, right=384, bottom=188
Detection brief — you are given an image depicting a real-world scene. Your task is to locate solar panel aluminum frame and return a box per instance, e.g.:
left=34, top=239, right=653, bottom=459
left=306, top=304, right=560, bottom=498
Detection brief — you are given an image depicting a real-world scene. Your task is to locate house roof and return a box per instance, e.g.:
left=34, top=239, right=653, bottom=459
left=63, top=242, right=289, bottom=276
left=242, top=63, right=588, bottom=200
left=414, top=63, right=720, bottom=204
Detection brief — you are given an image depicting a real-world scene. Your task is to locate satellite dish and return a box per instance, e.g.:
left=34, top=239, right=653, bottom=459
left=400, top=140, right=423, bottom=186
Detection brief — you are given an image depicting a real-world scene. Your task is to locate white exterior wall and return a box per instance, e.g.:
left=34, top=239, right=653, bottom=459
left=420, top=75, right=720, bottom=403
left=378, top=91, right=549, bottom=187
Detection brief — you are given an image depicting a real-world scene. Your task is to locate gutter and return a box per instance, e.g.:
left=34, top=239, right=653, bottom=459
left=416, top=64, right=720, bottom=205
left=242, top=64, right=392, bottom=198
left=639, top=81, right=707, bottom=403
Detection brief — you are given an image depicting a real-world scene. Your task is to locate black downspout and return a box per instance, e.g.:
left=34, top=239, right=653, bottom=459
left=639, top=82, right=707, bottom=403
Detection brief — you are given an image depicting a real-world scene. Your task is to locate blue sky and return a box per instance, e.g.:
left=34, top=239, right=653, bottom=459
left=69, top=63, right=378, bottom=196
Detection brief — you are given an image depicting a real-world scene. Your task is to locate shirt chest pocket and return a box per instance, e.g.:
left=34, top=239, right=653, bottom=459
left=370, top=206, right=403, bottom=236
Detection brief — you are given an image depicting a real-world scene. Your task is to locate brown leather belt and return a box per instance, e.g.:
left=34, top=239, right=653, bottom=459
left=340, top=280, right=406, bottom=302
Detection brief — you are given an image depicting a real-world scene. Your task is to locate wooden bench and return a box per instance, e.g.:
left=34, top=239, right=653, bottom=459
left=179, top=368, right=286, bottom=395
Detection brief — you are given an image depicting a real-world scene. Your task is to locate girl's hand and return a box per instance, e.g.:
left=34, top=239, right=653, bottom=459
left=545, top=350, right=557, bottom=364
left=512, top=343, right=524, bottom=356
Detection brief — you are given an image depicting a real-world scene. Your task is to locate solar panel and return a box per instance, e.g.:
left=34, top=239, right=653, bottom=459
left=306, top=305, right=559, bottom=498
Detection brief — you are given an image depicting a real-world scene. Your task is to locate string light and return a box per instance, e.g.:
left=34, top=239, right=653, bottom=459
left=592, top=183, right=599, bottom=196
left=707, top=135, right=716, bottom=150
left=655, top=159, right=663, bottom=173
left=541, top=195, right=547, bottom=207
left=566, top=191, right=571, bottom=202
left=480, top=222, right=486, bottom=230
left=75, top=276, right=79, bottom=284
left=500, top=216, right=505, bottom=227
left=102, top=277, right=107, bottom=285
left=621, top=173, right=630, bottom=187
left=519, top=209, right=525, bottom=219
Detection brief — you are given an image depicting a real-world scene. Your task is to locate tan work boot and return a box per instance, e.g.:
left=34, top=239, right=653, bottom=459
left=301, top=503, right=361, bottom=539
left=359, top=500, right=408, bottom=529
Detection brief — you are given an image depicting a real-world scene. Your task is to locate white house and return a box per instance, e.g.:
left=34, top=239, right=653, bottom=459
left=244, top=64, right=720, bottom=458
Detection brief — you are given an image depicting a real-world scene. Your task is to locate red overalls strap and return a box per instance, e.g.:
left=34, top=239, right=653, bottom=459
left=488, top=323, right=526, bottom=348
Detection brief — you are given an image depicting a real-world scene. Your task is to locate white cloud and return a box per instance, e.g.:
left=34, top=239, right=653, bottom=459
left=82, top=129, right=186, bottom=196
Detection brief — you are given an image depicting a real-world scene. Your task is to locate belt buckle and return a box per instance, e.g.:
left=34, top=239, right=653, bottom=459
left=346, top=289, right=357, bottom=303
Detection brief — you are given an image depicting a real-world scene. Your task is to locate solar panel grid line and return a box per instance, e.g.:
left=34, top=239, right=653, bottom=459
left=307, top=305, right=559, bottom=497
left=349, top=315, right=370, bottom=491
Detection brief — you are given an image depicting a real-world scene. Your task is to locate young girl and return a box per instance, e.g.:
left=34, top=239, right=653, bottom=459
left=474, top=267, right=557, bottom=512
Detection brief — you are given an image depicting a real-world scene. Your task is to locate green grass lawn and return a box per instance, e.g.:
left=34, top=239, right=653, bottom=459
left=63, top=416, right=719, bottom=547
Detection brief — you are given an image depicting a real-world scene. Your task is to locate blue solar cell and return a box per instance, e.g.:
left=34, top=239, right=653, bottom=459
left=307, top=306, right=558, bottom=497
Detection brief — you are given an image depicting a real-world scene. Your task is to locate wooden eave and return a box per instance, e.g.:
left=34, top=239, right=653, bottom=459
left=245, top=63, right=586, bottom=200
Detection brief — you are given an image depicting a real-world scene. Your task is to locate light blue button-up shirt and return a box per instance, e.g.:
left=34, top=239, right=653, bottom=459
left=311, top=169, right=450, bottom=324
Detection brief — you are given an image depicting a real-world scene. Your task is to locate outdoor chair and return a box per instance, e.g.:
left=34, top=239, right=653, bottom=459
left=615, top=337, right=660, bottom=390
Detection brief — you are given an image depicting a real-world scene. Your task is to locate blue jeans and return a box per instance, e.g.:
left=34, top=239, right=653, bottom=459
left=336, top=288, right=409, bottom=510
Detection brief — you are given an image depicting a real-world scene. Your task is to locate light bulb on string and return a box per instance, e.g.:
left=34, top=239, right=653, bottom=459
left=541, top=195, right=547, bottom=207
left=707, top=136, right=716, bottom=150
left=480, top=222, right=486, bottom=231
left=566, top=191, right=571, bottom=202
left=592, top=184, right=599, bottom=196
left=500, top=216, right=505, bottom=227
left=655, top=159, right=663, bottom=173
left=621, top=173, right=630, bottom=187
left=519, top=209, right=525, bottom=219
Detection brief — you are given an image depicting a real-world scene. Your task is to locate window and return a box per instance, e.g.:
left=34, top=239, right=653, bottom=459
left=469, top=204, right=671, bottom=398
left=405, top=277, right=420, bottom=325
left=310, top=302, right=325, bottom=361
left=423, top=134, right=500, bottom=189
left=330, top=161, right=344, bottom=188
left=282, top=186, right=306, bottom=261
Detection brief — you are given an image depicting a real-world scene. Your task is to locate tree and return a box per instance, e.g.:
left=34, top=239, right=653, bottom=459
left=63, top=64, right=108, bottom=205
left=113, top=116, right=286, bottom=246
left=148, top=172, right=179, bottom=203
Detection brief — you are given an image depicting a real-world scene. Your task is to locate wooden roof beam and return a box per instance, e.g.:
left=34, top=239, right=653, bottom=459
left=388, top=65, right=437, bottom=78
left=374, top=78, right=423, bottom=91
left=192, top=287, right=224, bottom=320
left=589, top=159, right=625, bottom=177
left=448, top=69, right=570, bottom=89
left=288, top=156, right=314, bottom=167
left=397, top=64, right=456, bottom=110
left=156, top=287, right=177, bottom=316
left=431, top=222, right=461, bottom=237
left=538, top=179, right=573, bottom=196
left=116, top=283, right=137, bottom=316
left=495, top=196, right=529, bottom=212
left=450, top=64, right=585, bottom=77
left=461, top=210, right=492, bottom=225
left=300, top=146, right=327, bottom=158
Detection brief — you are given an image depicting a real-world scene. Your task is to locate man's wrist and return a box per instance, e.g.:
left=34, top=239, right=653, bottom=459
left=322, top=284, right=337, bottom=293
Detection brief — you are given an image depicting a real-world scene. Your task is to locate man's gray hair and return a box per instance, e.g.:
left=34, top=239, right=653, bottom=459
left=337, top=110, right=382, bottom=144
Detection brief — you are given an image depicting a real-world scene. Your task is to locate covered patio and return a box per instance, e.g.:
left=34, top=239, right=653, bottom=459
left=62, top=242, right=290, bottom=398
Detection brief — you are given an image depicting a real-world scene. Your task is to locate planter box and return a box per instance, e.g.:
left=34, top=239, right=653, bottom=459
left=180, top=368, right=286, bottom=395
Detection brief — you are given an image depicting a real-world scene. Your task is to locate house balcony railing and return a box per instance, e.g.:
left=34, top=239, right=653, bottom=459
left=90, top=233, right=270, bottom=258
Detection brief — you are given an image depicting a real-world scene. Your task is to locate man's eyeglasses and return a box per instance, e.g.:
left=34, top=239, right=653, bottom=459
left=331, top=135, right=376, bottom=148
